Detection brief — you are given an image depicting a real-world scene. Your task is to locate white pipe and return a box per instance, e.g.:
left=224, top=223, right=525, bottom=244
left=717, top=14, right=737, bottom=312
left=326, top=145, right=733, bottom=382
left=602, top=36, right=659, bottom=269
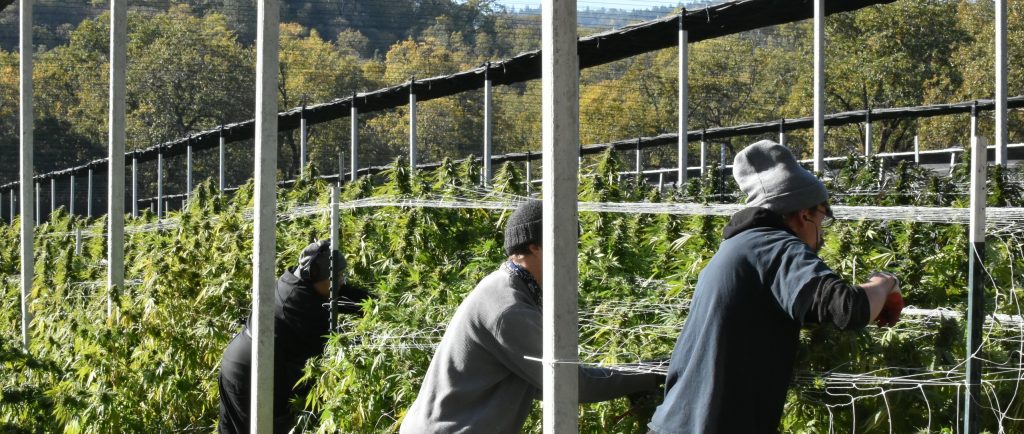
left=409, top=85, right=417, bottom=171
left=300, top=106, right=308, bottom=177
left=996, top=0, right=1008, bottom=167
left=156, top=151, right=163, bottom=219
left=186, top=141, right=193, bottom=202
left=69, top=175, right=75, bottom=215
left=50, top=178, right=55, bottom=217
left=541, top=0, right=579, bottom=432
left=350, top=96, right=359, bottom=182
left=813, top=0, right=825, bottom=172
left=678, top=14, right=688, bottom=187
left=108, top=0, right=126, bottom=318
left=484, top=69, right=493, bottom=185
left=251, top=0, right=280, bottom=430
left=132, top=157, right=138, bottom=217
left=87, top=169, right=93, bottom=218
left=19, top=0, right=34, bottom=350
left=219, top=129, right=226, bottom=193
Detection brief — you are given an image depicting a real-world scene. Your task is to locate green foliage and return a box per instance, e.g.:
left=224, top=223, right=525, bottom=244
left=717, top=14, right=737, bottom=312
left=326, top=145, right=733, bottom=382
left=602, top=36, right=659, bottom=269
left=3, top=161, right=1023, bottom=432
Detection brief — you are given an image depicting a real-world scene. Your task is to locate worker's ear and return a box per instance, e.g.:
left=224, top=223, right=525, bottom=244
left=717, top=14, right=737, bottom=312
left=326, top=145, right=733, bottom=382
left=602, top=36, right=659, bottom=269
left=528, top=244, right=542, bottom=257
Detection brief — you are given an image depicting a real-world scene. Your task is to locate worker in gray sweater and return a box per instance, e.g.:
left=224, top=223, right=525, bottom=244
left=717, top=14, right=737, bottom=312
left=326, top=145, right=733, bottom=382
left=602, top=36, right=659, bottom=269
left=401, top=200, right=661, bottom=433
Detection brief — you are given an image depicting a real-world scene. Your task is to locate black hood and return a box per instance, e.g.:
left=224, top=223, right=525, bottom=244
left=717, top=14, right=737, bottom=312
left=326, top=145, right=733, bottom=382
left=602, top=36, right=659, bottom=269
left=723, top=207, right=796, bottom=240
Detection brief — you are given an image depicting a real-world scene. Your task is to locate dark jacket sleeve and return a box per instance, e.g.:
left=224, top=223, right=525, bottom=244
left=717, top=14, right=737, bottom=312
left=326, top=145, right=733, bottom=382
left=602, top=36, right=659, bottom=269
left=802, top=275, right=871, bottom=331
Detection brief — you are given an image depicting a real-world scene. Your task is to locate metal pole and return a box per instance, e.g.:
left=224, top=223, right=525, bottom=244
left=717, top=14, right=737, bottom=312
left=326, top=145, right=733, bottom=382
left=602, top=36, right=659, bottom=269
left=813, top=0, right=825, bottom=172
left=700, top=131, right=707, bottom=178
left=252, top=0, right=280, bottom=429
left=157, top=150, right=163, bottom=219
left=219, top=127, right=226, bottom=193
left=658, top=172, right=664, bottom=191
left=75, top=228, right=82, bottom=255
left=963, top=127, right=988, bottom=434
left=996, top=0, right=1008, bottom=167
left=108, top=0, right=126, bottom=318
left=779, top=119, right=785, bottom=146
left=542, top=0, right=579, bottom=432
left=350, top=93, right=358, bottom=182
left=484, top=64, right=494, bottom=185
left=409, top=80, right=417, bottom=172
left=186, top=138, right=193, bottom=202
left=19, top=0, right=34, bottom=349
left=50, top=178, right=55, bottom=217
left=677, top=11, right=689, bottom=187
left=34, top=183, right=39, bottom=227
left=299, top=105, right=307, bottom=177
left=86, top=169, right=93, bottom=218
left=69, top=175, right=75, bottom=215
left=635, top=137, right=642, bottom=181
left=132, top=157, right=138, bottom=217
left=526, top=152, right=533, bottom=194
left=914, top=135, right=920, bottom=164
left=329, top=185, right=339, bottom=331
left=971, top=101, right=978, bottom=157
left=864, top=109, right=872, bottom=157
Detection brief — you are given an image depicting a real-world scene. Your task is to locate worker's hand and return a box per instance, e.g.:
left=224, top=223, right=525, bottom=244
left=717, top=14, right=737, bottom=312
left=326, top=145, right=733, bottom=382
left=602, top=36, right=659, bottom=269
left=868, top=272, right=903, bottom=327
left=334, top=283, right=375, bottom=315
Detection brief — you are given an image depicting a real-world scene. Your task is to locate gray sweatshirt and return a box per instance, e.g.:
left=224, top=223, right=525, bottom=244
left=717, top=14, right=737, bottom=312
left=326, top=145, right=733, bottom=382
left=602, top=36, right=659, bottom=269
left=400, top=266, right=659, bottom=434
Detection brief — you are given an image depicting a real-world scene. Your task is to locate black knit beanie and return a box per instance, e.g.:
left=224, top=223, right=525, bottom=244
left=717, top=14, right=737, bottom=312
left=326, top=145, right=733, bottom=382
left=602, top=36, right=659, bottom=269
left=504, top=200, right=543, bottom=256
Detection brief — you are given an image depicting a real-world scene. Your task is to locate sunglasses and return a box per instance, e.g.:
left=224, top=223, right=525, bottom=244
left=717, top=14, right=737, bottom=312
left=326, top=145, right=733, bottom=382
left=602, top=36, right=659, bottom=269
left=815, top=205, right=835, bottom=228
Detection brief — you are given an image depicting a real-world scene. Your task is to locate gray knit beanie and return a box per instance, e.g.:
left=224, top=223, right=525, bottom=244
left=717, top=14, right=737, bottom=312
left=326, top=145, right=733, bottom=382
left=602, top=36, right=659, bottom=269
left=504, top=200, right=543, bottom=256
left=732, top=140, right=828, bottom=215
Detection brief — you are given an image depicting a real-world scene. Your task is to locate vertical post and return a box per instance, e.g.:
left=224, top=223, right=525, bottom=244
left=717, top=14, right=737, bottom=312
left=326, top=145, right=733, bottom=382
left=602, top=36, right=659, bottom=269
left=409, top=80, right=418, bottom=172
left=635, top=137, right=642, bottom=181
left=779, top=119, right=786, bottom=146
left=186, top=138, right=193, bottom=202
left=350, top=93, right=358, bottom=182
left=108, top=0, right=126, bottom=318
left=156, top=150, right=163, bottom=219
left=700, top=131, right=707, bottom=178
left=996, top=0, right=1008, bottom=167
left=49, top=178, right=55, bottom=218
left=813, top=0, right=825, bottom=172
left=914, top=135, right=920, bottom=164
left=69, top=175, right=75, bottom=215
left=864, top=109, right=873, bottom=157
left=970, top=101, right=978, bottom=144
left=484, top=64, right=494, bottom=185
left=87, top=169, right=93, bottom=218
left=525, top=152, right=533, bottom=194
left=34, top=183, right=39, bottom=227
left=252, top=0, right=280, bottom=430
left=299, top=105, right=307, bottom=177
left=541, top=0, right=579, bottom=432
left=19, top=0, right=34, bottom=349
left=132, top=157, right=138, bottom=217
left=677, top=11, right=688, bottom=187
left=963, top=127, right=988, bottom=434
left=75, top=228, right=82, bottom=255
left=219, top=127, right=226, bottom=193
left=658, top=172, right=664, bottom=191
left=337, top=147, right=344, bottom=186
left=329, top=185, right=339, bottom=331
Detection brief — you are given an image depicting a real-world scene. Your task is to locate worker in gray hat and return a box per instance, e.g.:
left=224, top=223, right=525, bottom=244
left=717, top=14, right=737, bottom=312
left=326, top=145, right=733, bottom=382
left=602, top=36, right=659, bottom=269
left=401, top=200, right=662, bottom=434
left=647, top=140, right=903, bottom=434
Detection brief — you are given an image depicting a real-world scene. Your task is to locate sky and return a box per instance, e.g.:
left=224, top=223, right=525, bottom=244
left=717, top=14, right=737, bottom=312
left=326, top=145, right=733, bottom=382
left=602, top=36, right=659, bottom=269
left=494, top=1, right=685, bottom=11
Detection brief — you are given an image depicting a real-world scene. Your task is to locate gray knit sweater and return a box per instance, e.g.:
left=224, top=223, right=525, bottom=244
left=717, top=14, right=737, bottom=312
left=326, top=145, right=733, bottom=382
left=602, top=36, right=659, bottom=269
left=400, top=266, right=659, bottom=434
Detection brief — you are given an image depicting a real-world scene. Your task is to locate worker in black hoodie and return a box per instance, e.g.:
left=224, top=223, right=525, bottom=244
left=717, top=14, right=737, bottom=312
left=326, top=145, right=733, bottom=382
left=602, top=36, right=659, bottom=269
left=217, top=240, right=371, bottom=434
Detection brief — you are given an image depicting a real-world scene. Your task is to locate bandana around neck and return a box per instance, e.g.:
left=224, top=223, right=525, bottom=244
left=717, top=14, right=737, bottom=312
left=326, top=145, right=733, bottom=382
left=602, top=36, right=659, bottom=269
left=503, top=260, right=542, bottom=306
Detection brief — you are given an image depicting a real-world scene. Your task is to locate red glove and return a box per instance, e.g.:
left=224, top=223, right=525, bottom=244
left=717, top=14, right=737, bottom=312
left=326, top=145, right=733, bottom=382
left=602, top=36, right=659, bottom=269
left=875, top=291, right=904, bottom=327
